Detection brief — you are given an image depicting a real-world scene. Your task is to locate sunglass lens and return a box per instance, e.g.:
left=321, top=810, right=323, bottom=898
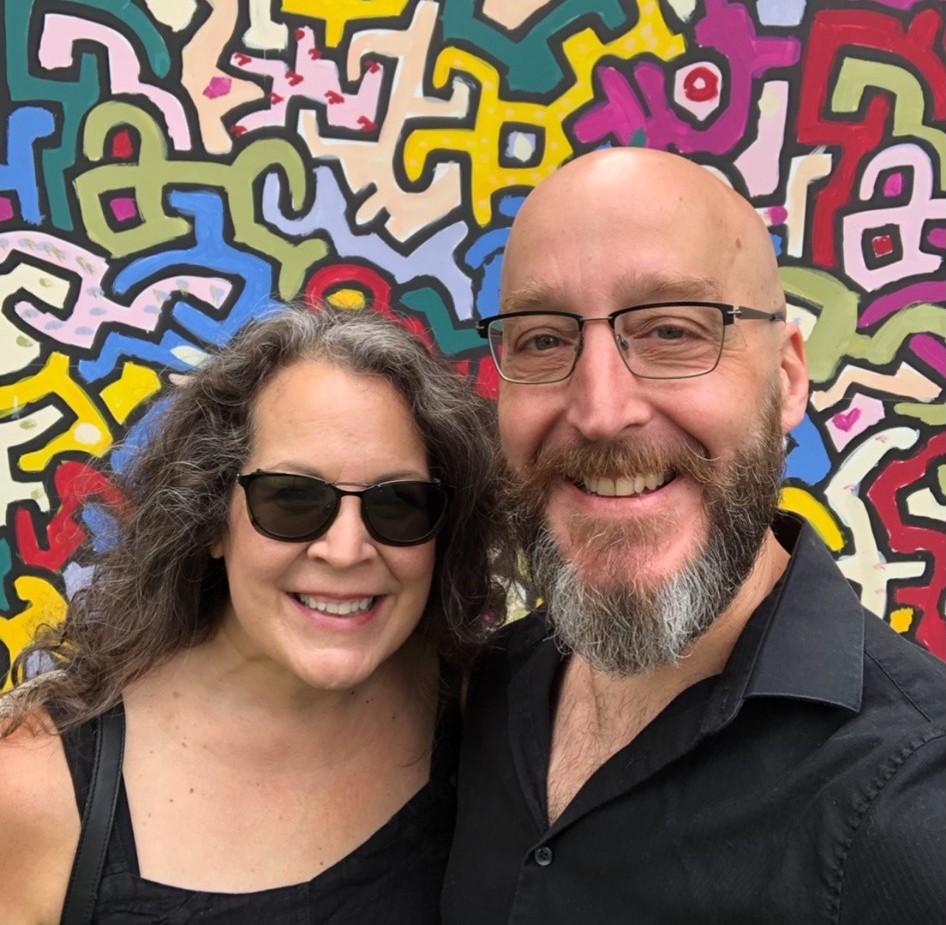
left=246, top=474, right=336, bottom=540
left=364, top=481, right=447, bottom=545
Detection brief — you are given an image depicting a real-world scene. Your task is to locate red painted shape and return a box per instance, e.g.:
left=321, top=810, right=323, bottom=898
left=294, top=27, right=305, bottom=40
left=795, top=7, right=946, bottom=269
left=308, top=47, right=321, bottom=60
left=866, top=431, right=946, bottom=660
left=471, top=356, right=500, bottom=401
left=303, top=264, right=433, bottom=350
left=682, top=66, right=719, bottom=103
left=286, top=70, right=303, bottom=86
left=111, top=129, right=134, bottom=160
left=871, top=233, right=894, bottom=258
left=365, top=59, right=380, bottom=74
left=357, top=115, right=377, bottom=132
left=233, top=53, right=251, bottom=66
left=270, top=92, right=284, bottom=105
left=325, top=90, right=344, bottom=104
left=14, top=462, right=127, bottom=572
left=229, top=124, right=247, bottom=138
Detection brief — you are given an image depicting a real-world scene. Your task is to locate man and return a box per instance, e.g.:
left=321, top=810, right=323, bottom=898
left=442, top=149, right=946, bottom=923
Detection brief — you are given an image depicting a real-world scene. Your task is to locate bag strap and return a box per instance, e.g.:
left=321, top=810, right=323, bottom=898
left=60, top=703, right=126, bottom=925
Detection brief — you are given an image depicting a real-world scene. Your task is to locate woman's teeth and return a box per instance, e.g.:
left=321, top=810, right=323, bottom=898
left=293, top=594, right=375, bottom=615
left=580, top=472, right=672, bottom=497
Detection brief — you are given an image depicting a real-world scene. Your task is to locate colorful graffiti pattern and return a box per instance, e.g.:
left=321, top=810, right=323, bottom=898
left=1, top=0, right=944, bottom=682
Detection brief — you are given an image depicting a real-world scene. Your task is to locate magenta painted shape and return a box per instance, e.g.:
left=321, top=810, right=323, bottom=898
left=108, top=196, right=139, bottom=223
left=882, top=172, right=904, bottom=197
left=0, top=196, right=15, bottom=222
left=203, top=76, right=232, bottom=99
left=832, top=408, right=861, bottom=432
left=926, top=226, right=946, bottom=249
left=909, top=335, right=946, bottom=376
left=768, top=206, right=788, bottom=225
left=860, top=281, right=946, bottom=328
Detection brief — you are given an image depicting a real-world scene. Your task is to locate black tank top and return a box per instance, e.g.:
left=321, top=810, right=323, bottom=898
left=58, top=700, right=458, bottom=923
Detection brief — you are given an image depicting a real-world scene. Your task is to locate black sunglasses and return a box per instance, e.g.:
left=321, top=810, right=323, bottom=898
left=236, top=471, right=449, bottom=547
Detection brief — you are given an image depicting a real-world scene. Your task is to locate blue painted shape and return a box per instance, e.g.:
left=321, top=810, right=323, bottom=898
left=80, top=502, right=119, bottom=554
left=785, top=413, right=831, bottom=486
left=108, top=395, right=172, bottom=474
left=770, top=231, right=783, bottom=257
left=0, top=107, right=56, bottom=224
left=113, top=190, right=275, bottom=345
left=79, top=190, right=276, bottom=382
left=461, top=194, right=524, bottom=318
left=756, top=0, right=807, bottom=27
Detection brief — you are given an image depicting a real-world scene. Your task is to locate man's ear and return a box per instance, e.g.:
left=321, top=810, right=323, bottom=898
left=779, top=323, right=809, bottom=434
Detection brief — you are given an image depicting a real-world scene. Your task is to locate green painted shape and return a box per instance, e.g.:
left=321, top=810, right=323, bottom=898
left=893, top=402, right=946, bottom=426
left=938, top=466, right=946, bottom=497
left=0, top=539, right=10, bottom=612
left=399, top=286, right=484, bottom=356
left=833, top=58, right=946, bottom=179
left=74, top=102, right=330, bottom=299
left=439, top=0, right=630, bottom=94
left=4, top=0, right=172, bottom=231
left=780, top=267, right=946, bottom=385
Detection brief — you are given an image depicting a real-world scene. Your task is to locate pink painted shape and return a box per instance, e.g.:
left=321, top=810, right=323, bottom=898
left=6, top=232, right=233, bottom=350
left=0, top=197, right=15, bottom=222
left=882, top=171, right=904, bottom=197
left=826, top=395, right=885, bottom=452
left=768, top=205, right=788, bottom=225
left=909, top=335, right=946, bottom=377
left=38, top=13, right=192, bottom=150
left=109, top=197, right=138, bottom=223
left=203, top=76, right=233, bottom=99
left=231, top=26, right=383, bottom=137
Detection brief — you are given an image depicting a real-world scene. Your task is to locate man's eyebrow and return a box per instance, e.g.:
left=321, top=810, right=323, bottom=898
left=500, top=282, right=558, bottom=314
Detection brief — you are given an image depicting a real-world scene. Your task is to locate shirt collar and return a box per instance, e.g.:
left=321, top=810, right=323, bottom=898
left=703, top=514, right=865, bottom=735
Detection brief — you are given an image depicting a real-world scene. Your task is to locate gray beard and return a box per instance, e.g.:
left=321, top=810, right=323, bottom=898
left=516, top=396, right=785, bottom=677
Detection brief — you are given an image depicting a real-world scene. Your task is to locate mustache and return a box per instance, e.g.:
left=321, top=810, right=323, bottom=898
left=508, top=436, right=727, bottom=508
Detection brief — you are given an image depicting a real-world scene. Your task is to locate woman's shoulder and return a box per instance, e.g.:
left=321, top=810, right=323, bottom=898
left=0, top=707, right=80, bottom=925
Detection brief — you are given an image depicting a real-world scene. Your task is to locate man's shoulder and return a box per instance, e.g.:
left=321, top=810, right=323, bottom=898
left=860, top=611, right=946, bottom=726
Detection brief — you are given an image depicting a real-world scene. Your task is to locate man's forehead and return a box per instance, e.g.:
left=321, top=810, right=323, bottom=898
left=499, top=270, right=724, bottom=314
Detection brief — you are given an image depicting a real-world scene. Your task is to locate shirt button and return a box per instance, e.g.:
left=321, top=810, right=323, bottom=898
left=534, top=846, right=553, bottom=867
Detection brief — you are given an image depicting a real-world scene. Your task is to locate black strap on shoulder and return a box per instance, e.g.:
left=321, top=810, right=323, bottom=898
left=60, top=703, right=126, bottom=925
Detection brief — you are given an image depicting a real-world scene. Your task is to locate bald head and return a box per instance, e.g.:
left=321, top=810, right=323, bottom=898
left=502, top=148, right=784, bottom=320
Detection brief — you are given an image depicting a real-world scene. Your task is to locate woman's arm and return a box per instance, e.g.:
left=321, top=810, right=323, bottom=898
left=0, top=713, right=80, bottom=925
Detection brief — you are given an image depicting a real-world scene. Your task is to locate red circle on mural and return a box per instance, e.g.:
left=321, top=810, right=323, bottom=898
left=303, top=262, right=433, bottom=349
left=683, top=66, right=719, bottom=103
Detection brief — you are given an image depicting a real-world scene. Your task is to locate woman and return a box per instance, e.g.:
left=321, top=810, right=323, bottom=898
left=0, top=305, right=504, bottom=923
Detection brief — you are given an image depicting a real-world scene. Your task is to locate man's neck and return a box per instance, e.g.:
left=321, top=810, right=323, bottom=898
left=546, top=528, right=790, bottom=823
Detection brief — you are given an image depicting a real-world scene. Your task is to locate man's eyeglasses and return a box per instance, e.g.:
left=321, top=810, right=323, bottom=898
left=236, top=471, right=449, bottom=547
left=477, top=302, right=786, bottom=384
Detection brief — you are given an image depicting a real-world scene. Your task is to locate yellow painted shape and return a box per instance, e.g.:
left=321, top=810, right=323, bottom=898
left=99, top=362, right=163, bottom=425
left=889, top=607, right=913, bottom=635
left=0, top=577, right=67, bottom=690
left=778, top=486, right=845, bottom=553
left=402, top=0, right=685, bottom=225
left=0, top=352, right=113, bottom=471
left=327, top=288, right=366, bottom=310
left=281, top=0, right=411, bottom=46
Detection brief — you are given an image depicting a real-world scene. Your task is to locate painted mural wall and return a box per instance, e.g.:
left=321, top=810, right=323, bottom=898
left=1, top=0, right=944, bottom=684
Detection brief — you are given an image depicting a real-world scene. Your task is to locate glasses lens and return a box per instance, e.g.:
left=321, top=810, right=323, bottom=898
left=363, top=481, right=448, bottom=546
left=488, top=314, right=580, bottom=383
left=244, top=474, right=337, bottom=540
left=614, top=304, right=724, bottom=378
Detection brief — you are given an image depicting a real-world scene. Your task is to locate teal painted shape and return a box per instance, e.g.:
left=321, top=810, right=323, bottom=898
left=399, top=287, right=484, bottom=356
left=439, top=0, right=630, bottom=95
left=0, top=539, right=11, bottom=612
left=5, top=0, right=173, bottom=231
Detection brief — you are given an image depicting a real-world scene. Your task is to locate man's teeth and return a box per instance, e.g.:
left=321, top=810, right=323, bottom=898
left=582, top=472, right=671, bottom=497
left=294, top=594, right=374, bottom=615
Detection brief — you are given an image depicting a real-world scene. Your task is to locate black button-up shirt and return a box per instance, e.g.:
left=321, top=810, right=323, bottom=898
left=443, top=517, right=946, bottom=924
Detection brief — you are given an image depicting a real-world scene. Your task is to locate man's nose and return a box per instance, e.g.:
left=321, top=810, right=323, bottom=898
left=564, top=320, right=654, bottom=440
